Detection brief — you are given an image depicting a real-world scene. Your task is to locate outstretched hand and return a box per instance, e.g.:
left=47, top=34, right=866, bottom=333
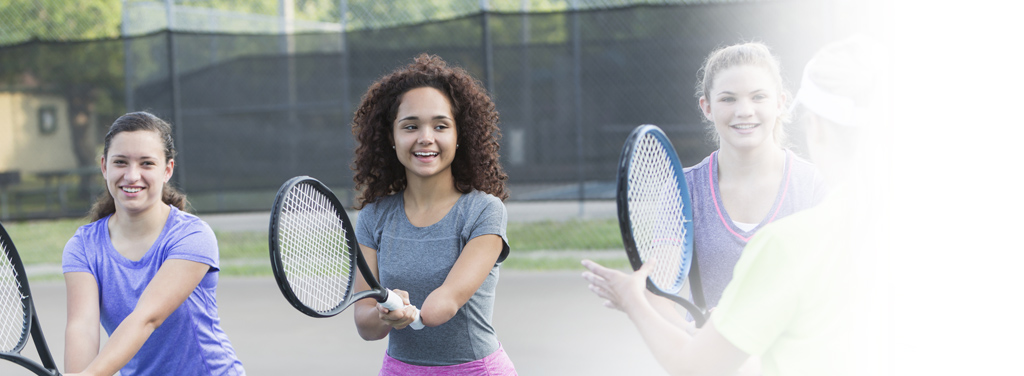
left=581, top=259, right=654, bottom=313
left=377, top=289, right=418, bottom=329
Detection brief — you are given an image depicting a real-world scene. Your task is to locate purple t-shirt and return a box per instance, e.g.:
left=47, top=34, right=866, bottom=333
left=685, top=150, right=826, bottom=309
left=62, top=206, right=245, bottom=376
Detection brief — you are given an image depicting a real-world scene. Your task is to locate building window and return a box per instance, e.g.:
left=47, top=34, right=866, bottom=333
left=38, top=106, right=57, bottom=134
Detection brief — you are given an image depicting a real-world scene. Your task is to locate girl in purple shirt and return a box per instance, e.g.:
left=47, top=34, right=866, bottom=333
left=62, top=112, right=244, bottom=376
left=584, top=42, right=824, bottom=325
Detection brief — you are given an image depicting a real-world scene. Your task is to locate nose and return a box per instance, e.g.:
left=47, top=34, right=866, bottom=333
left=735, top=99, right=754, bottom=118
left=123, top=164, right=141, bottom=183
left=417, top=128, right=435, bottom=145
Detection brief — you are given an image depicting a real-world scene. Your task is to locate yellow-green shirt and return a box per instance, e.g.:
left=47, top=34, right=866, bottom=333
left=714, top=186, right=880, bottom=376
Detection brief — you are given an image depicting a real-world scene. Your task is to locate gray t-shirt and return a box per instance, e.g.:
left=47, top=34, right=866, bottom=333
left=356, top=189, right=510, bottom=366
left=685, top=150, right=826, bottom=309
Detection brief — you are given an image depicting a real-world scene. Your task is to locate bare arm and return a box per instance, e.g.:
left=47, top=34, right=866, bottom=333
left=64, top=272, right=101, bottom=373
left=352, top=245, right=416, bottom=340
left=582, top=260, right=750, bottom=375
left=418, top=234, right=503, bottom=327
left=67, top=259, right=210, bottom=376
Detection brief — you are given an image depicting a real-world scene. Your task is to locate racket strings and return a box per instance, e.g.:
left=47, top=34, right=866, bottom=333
left=0, top=240, right=28, bottom=352
left=278, top=184, right=354, bottom=313
left=628, top=134, right=689, bottom=293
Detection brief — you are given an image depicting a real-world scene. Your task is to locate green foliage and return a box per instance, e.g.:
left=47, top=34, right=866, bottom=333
left=6, top=216, right=623, bottom=279
left=0, top=0, right=121, bottom=45
left=508, top=218, right=622, bottom=250
left=2, top=217, right=88, bottom=264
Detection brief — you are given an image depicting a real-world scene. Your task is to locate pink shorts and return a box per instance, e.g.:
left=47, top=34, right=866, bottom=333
left=379, top=344, right=517, bottom=376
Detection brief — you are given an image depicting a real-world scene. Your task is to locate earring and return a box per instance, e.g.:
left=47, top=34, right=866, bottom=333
left=392, top=145, right=395, bottom=149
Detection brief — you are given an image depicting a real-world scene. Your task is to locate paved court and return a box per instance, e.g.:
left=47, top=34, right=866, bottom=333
left=2, top=271, right=668, bottom=375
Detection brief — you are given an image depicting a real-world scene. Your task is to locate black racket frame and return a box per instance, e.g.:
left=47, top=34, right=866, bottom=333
left=0, top=222, right=61, bottom=376
left=268, top=176, right=393, bottom=318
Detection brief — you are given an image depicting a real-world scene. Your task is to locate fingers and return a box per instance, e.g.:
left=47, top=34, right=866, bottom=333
left=581, top=259, right=629, bottom=282
left=391, top=289, right=412, bottom=305
left=637, top=258, right=657, bottom=277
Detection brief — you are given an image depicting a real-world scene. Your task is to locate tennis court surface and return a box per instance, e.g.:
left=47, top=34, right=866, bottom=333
left=2, top=271, right=666, bottom=375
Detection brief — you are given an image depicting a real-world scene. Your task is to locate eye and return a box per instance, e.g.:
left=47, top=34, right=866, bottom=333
left=719, top=96, right=735, bottom=103
left=753, top=94, right=768, bottom=101
left=401, top=123, right=417, bottom=131
left=434, top=123, right=450, bottom=131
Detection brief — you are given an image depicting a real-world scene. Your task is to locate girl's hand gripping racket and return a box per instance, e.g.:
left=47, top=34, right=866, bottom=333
left=269, top=176, right=405, bottom=318
left=0, top=222, right=61, bottom=376
left=616, top=125, right=707, bottom=327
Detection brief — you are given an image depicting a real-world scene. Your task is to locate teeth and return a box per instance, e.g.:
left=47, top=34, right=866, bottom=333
left=414, top=152, right=438, bottom=157
left=733, top=124, right=758, bottom=129
left=123, top=187, right=141, bottom=193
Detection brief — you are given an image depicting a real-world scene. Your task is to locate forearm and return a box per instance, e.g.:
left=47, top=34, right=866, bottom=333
left=78, top=314, right=159, bottom=376
left=418, top=289, right=461, bottom=327
left=625, top=300, right=696, bottom=375
left=354, top=304, right=391, bottom=340
left=63, top=322, right=100, bottom=373
left=648, top=291, right=697, bottom=335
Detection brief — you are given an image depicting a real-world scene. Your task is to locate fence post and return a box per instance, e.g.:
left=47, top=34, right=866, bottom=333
left=339, top=0, right=351, bottom=200
left=166, top=0, right=186, bottom=191
left=571, top=0, right=584, bottom=216
left=123, top=0, right=134, bottom=112
left=481, top=0, right=494, bottom=96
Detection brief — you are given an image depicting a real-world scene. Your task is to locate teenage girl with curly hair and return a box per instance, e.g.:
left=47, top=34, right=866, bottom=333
left=350, top=53, right=516, bottom=375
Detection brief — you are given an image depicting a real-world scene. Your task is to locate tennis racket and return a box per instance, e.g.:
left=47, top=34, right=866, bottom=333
left=0, top=222, right=61, bottom=376
left=616, top=124, right=707, bottom=327
left=269, top=176, right=404, bottom=318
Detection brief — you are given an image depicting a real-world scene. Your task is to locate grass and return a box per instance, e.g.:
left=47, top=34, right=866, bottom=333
left=3, top=216, right=627, bottom=280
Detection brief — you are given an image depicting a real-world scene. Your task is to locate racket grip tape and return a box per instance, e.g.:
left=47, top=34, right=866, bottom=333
left=380, top=289, right=405, bottom=311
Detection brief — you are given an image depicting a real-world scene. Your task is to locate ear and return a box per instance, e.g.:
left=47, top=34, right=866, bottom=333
left=100, top=156, right=107, bottom=178
left=165, top=159, right=175, bottom=183
left=698, top=96, right=713, bottom=121
left=778, top=91, right=789, bottom=111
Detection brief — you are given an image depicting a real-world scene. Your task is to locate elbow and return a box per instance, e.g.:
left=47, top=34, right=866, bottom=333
left=356, top=326, right=388, bottom=341
left=353, top=306, right=389, bottom=341
left=419, top=304, right=458, bottom=328
left=140, top=316, right=165, bottom=335
left=127, top=311, right=166, bottom=335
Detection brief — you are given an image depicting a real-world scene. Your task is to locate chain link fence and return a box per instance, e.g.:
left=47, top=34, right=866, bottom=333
left=0, top=0, right=858, bottom=222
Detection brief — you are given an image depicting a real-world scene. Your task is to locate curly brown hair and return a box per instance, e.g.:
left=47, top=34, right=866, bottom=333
left=351, top=53, right=508, bottom=209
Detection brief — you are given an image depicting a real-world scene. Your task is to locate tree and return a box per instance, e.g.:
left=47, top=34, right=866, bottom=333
left=0, top=0, right=123, bottom=202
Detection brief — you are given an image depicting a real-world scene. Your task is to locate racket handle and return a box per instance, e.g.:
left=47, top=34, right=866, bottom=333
left=380, top=289, right=405, bottom=312
left=409, top=308, right=425, bottom=330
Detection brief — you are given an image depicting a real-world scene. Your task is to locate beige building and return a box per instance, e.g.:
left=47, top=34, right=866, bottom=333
left=0, top=91, right=84, bottom=173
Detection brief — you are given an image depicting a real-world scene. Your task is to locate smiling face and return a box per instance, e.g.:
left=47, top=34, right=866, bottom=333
left=101, top=130, right=174, bottom=216
left=699, top=64, right=786, bottom=153
left=392, top=86, right=458, bottom=183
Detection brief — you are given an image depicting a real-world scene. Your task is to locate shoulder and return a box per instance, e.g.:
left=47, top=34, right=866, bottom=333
left=65, top=218, right=107, bottom=250
left=786, top=150, right=823, bottom=180
left=361, top=193, right=401, bottom=217
left=683, top=153, right=713, bottom=175
left=164, top=207, right=217, bottom=245
left=746, top=202, right=833, bottom=258
left=171, top=207, right=213, bottom=233
left=683, top=152, right=714, bottom=183
left=462, top=190, right=506, bottom=214
left=784, top=149, right=828, bottom=201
